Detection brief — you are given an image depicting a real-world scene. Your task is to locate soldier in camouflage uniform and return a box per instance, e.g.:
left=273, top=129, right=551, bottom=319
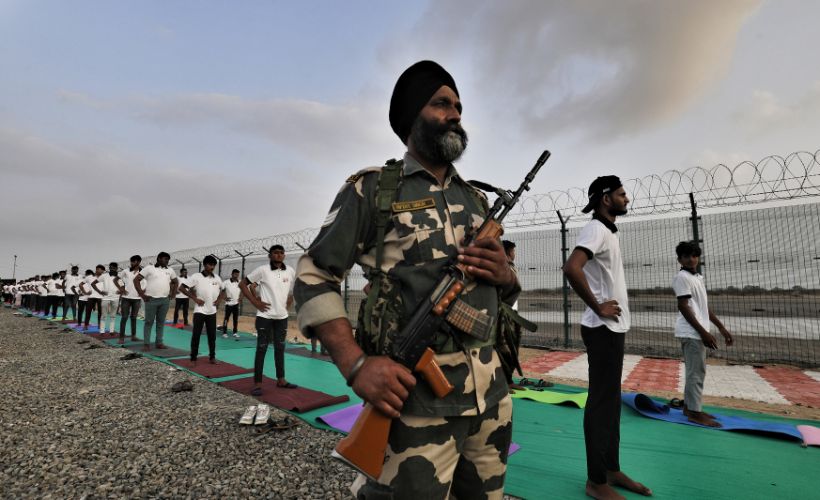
left=295, top=60, right=520, bottom=499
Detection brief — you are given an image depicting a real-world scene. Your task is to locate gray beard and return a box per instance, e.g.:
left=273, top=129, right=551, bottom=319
left=410, top=116, right=468, bottom=164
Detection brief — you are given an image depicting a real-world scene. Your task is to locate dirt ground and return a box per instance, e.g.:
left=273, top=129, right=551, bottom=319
left=517, top=346, right=820, bottom=421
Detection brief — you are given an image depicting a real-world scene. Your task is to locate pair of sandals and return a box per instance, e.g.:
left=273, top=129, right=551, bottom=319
left=518, top=378, right=554, bottom=389
left=170, top=380, right=194, bottom=393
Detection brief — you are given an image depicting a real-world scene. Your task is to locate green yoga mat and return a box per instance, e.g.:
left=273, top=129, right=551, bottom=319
left=511, top=388, right=588, bottom=408
left=505, top=397, right=819, bottom=499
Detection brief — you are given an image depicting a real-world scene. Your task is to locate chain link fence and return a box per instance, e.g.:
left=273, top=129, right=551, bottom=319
left=136, top=149, right=820, bottom=368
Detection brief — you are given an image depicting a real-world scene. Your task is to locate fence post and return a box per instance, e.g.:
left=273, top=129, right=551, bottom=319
left=234, top=250, right=253, bottom=316
left=191, top=257, right=202, bottom=273
left=557, top=210, right=571, bottom=348
left=688, top=193, right=703, bottom=274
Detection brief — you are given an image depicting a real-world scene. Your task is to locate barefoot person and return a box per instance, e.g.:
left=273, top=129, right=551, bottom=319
left=62, top=266, right=82, bottom=323
left=91, top=262, right=120, bottom=335
left=115, top=255, right=143, bottom=343
left=673, top=241, right=734, bottom=427
left=134, top=252, right=178, bottom=351
left=80, top=265, right=105, bottom=332
left=240, top=245, right=296, bottom=396
left=221, top=269, right=241, bottom=339
left=563, top=175, right=652, bottom=499
left=179, top=255, right=225, bottom=365
left=76, top=270, right=94, bottom=327
left=173, top=268, right=191, bottom=326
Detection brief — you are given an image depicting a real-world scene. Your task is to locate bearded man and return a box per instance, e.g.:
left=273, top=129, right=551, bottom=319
left=295, top=60, right=520, bottom=499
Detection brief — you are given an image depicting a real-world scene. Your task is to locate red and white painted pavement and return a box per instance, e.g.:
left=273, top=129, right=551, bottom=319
left=522, top=351, right=820, bottom=407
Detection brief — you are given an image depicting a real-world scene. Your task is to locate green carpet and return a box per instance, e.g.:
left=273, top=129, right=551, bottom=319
left=45, top=312, right=820, bottom=498
left=506, top=397, right=819, bottom=499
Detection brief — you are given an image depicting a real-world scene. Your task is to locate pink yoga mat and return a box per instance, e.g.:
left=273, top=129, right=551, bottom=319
left=219, top=377, right=349, bottom=413
left=797, top=425, right=820, bottom=446
left=170, top=358, right=253, bottom=378
left=317, top=404, right=521, bottom=455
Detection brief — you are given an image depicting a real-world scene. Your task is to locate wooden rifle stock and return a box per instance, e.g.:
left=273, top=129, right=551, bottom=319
left=333, top=348, right=452, bottom=480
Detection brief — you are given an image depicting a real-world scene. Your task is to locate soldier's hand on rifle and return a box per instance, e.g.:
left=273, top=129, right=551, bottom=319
left=352, top=356, right=416, bottom=418
left=457, top=237, right=515, bottom=286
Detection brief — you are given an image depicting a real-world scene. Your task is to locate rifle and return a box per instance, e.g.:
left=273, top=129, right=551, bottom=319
left=333, top=150, right=550, bottom=480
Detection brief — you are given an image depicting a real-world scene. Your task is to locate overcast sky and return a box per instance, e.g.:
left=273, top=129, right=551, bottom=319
left=2, top=0, right=820, bottom=278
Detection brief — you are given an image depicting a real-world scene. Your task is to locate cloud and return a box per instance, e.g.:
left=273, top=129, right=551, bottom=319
left=0, top=126, right=324, bottom=275
left=385, top=0, right=760, bottom=141
left=59, top=91, right=397, bottom=165
left=733, top=82, right=820, bottom=134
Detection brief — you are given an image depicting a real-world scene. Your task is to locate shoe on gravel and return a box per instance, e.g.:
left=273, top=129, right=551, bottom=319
left=239, top=405, right=257, bottom=425
left=254, top=404, right=271, bottom=425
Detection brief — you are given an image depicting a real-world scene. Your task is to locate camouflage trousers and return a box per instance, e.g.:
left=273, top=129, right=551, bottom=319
left=352, top=395, right=512, bottom=500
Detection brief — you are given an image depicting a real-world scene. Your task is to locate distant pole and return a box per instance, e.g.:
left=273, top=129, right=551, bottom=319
left=688, top=193, right=704, bottom=275
left=13, top=255, right=17, bottom=281
left=234, top=250, right=254, bottom=316
left=191, top=258, right=202, bottom=273
left=557, top=211, right=571, bottom=348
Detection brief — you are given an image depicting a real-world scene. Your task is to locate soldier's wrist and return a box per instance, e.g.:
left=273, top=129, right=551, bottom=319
left=345, top=354, right=367, bottom=387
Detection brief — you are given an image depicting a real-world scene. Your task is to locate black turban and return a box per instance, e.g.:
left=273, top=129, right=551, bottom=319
left=389, top=60, right=459, bottom=144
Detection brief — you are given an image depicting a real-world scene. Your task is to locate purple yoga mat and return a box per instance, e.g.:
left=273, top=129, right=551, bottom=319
left=317, top=404, right=521, bottom=456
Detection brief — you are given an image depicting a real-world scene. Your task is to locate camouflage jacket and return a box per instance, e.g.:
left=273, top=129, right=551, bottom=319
left=295, top=153, right=520, bottom=416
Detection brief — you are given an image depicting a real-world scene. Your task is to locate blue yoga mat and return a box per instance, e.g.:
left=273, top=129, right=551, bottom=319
left=623, top=393, right=804, bottom=442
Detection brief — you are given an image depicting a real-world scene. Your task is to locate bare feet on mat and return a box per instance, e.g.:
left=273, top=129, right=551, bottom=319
left=686, top=411, right=721, bottom=427
left=117, top=339, right=125, bottom=345
left=607, top=471, right=652, bottom=496
left=209, top=358, right=217, bottom=364
left=684, top=405, right=716, bottom=420
left=142, top=345, right=150, bottom=352
left=191, top=358, right=197, bottom=366
left=155, top=343, right=167, bottom=349
left=586, top=481, right=625, bottom=500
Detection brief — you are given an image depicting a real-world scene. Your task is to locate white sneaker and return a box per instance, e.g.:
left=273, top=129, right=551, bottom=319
left=222, top=333, right=228, bottom=339
left=100, top=329, right=106, bottom=334
left=233, top=333, right=239, bottom=338
left=239, top=405, right=257, bottom=425
left=254, top=403, right=270, bottom=425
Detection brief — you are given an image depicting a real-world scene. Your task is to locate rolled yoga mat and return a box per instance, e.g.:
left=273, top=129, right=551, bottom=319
left=623, top=392, right=820, bottom=446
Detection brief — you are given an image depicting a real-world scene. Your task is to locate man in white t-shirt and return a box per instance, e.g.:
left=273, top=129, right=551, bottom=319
left=115, top=255, right=143, bottom=343
left=46, top=272, right=63, bottom=318
left=80, top=265, right=105, bottom=331
left=179, top=255, right=225, bottom=364
left=240, top=245, right=296, bottom=396
left=672, top=241, right=734, bottom=428
left=563, top=175, right=651, bottom=499
left=91, top=262, right=120, bottom=335
left=134, top=252, right=179, bottom=350
left=75, top=270, right=93, bottom=327
left=221, top=269, right=241, bottom=338
left=62, top=266, right=82, bottom=322
left=37, top=276, right=49, bottom=314
left=173, top=268, right=191, bottom=326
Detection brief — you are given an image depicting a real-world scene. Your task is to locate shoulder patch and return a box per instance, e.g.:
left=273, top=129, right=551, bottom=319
left=392, top=197, right=436, bottom=213
left=346, top=166, right=382, bottom=184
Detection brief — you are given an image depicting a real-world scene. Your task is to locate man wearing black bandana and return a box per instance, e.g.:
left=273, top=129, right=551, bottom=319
left=295, top=60, right=519, bottom=499
left=563, top=176, right=652, bottom=499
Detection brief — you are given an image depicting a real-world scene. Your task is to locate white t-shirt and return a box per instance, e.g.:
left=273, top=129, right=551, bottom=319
left=86, top=274, right=104, bottom=299
left=37, top=280, right=48, bottom=296
left=64, top=274, right=82, bottom=295
left=117, top=269, right=142, bottom=300
left=78, top=276, right=92, bottom=301
left=223, top=279, right=241, bottom=306
left=95, top=273, right=120, bottom=300
left=673, top=269, right=709, bottom=340
left=176, top=277, right=190, bottom=299
left=186, top=273, right=224, bottom=315
left=46, top=279, right=60, bottom=296
left=575, top=218, right=630, bottom=333
left=246, top=264, right=295, bottom=320
left=138, top=265, right=178, bottom=298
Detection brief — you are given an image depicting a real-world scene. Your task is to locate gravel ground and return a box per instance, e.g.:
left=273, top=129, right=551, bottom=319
left=0, top=307, right=356, bottom=499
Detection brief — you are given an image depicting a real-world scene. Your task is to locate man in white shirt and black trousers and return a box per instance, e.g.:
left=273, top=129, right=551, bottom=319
left=239, top=245, right=296, bottom=396
left=221, top=268, right=241, bottom=338
left=115, top=255, right=143, bottom=344
left=179, top=255, right=226, bottom=365
left=62, top=266, right=82, bottom=322
left=174, top=268, right=191, bottom=326
left=563, top=176, right=652, bottom=500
